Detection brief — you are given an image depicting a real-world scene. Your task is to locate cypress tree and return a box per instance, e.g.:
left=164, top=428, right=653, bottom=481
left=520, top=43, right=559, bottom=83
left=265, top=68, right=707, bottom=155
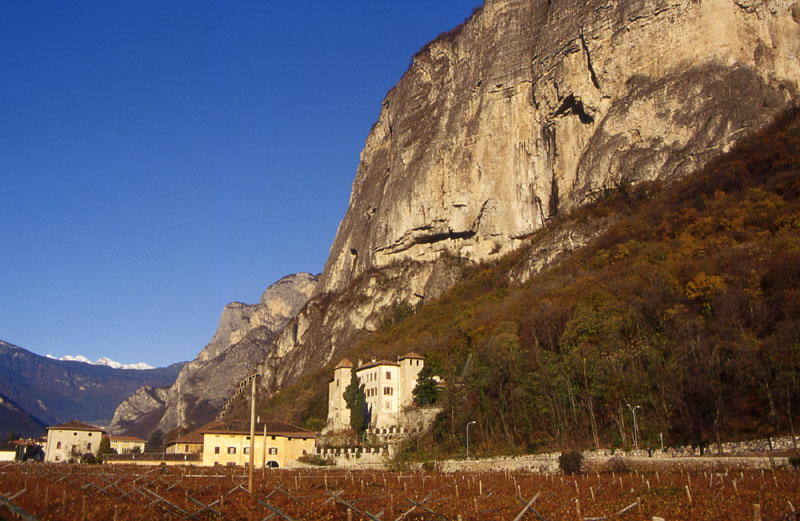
left=343, top=366, right=367, bottom=435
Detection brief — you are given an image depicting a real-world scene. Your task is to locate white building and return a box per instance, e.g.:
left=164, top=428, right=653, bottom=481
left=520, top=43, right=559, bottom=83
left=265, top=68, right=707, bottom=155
left=108, top=435, right=145, bottom=454
left=44, top=420, right=104, bottom=462
left=326, top=352, right=425, bottom=432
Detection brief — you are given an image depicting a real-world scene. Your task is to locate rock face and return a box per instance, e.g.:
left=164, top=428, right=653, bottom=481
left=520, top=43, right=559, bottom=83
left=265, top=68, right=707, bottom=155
left=246, top=0, right=800, bottom=405
left=108, top=273, right=317, bottom=436
left=318, top=0, right=800, bottom=295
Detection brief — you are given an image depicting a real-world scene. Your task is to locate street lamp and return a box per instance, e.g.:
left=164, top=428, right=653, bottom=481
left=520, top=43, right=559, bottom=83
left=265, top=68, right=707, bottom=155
left=627, top=404, right=641, bottom=449
left=466, top=421, right=477, bottom=460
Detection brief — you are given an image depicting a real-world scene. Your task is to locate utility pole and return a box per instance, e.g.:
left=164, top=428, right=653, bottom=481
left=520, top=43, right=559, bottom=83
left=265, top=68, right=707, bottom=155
left=249, top=374, right=258, bottom=493
left=262, top=423, right=267, bottom=477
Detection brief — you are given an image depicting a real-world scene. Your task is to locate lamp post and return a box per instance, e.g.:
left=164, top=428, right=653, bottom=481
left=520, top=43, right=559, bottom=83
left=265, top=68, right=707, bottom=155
left=627, top=404, right=641, bottom=449
left=466, top=421, right=477, bottom=460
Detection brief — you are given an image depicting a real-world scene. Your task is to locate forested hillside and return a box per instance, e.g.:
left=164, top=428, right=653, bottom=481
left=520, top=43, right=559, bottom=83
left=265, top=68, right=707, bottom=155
left=257, top=108, right=800, bottom=458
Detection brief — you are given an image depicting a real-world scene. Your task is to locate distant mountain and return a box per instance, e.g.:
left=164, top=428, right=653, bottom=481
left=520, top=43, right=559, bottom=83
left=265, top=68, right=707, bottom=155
left=0, top=391, right=46, bottom=439
left=46, top=354, right=155, bottom=370
left=0, top=340, right=185, bottom=429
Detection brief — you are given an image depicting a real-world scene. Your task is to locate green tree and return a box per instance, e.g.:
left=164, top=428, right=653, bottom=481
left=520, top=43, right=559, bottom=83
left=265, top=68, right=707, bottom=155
left=96, top=435, right=116, bottom=458
left=413, top=366, right=441, bottom=406
left=146, top=429, right=165, bottom=453
left=343, top=367, right=367, bottom=435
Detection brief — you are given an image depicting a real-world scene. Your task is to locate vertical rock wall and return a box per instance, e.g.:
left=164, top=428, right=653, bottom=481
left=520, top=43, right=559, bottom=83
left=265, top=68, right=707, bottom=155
left=251, top=0, right=800, bottom=406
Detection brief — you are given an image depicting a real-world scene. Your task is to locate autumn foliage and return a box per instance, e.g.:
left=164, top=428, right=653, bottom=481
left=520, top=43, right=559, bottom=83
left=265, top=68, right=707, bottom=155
left=266, top=109, right=800, bottom=459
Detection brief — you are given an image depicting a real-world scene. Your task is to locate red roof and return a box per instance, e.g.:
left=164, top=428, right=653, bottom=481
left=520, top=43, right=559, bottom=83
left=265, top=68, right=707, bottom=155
left=167, top=427, right=205, bottom=446
left=357, top=359, right=399, bottom=371
left=107, top=435, right=145, bottom=442
left=400, top=352, right=425, bottom=360
left=334, top=358, right=354, bottom=369
left=46, top=420, right=104, bottom=432
left=200, top=419, right=316, bottom=437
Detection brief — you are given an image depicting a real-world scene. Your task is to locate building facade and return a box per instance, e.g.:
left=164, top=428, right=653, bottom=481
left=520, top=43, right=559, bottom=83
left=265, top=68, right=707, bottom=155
left=108, top=435, right=145, bottom=454
left=44, top=420, right=104, bottom=462
left=166, top=428, right=204, bottom=455
left=200, top=420, right=315, bottom=468
left=326, top=353, right=425, bottom=432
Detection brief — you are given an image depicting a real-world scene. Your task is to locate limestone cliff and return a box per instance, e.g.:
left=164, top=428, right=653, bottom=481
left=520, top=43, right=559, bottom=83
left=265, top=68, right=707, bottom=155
left=108, top=273, right=317, bottom=436
left=245, top=0, right=800, bottom=406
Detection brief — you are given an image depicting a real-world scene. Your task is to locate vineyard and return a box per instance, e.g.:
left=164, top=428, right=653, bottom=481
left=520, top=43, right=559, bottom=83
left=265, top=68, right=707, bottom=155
left=0, top=462, right=798, bottom=521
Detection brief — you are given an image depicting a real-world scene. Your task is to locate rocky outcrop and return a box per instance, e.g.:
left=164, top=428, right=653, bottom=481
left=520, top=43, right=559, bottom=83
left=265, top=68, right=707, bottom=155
left=246, top=0, right=800, bottom=405
left=318, top=0, right=800, bottom=295
left=108, top=273, right=317, bottom=435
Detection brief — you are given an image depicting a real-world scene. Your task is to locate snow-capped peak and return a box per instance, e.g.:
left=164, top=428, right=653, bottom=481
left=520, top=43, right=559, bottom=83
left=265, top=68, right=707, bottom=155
left=46, top=354, right=154, bottom=370
left=94, top=357, right=154, bottom=370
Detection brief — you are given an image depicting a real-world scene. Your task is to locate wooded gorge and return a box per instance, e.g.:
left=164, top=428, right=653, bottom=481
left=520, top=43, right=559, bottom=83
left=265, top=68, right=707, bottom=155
left=260, top=108, right=800, bottom=460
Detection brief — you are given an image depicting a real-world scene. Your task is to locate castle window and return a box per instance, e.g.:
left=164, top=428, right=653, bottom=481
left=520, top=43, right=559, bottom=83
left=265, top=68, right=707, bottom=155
left=269, top=447, right=277, bottom=455
left=384, top=387, right=393, bottom=395
left=215, top=447, right=220, bottom=454
left=386, top=371, right=391, bottom=380
left=87, top=442, right=91, bottom=451
left=57, top=441, right=61, bottom=449
left=227, top=447, right=236, bottom=454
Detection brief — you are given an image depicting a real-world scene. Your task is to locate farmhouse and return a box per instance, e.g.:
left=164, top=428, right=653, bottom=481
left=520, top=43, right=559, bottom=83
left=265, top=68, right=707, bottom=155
left=200, top=419, right=315, bottom=468
left=0, top=442, right=17, bottom=462
left=44, top=420, right=104, bottom=462
left=165, top=427, right=204, bottom=455
left=325, top=352, right=425, bottom=433
left=107, top=435, right=145, bottom=454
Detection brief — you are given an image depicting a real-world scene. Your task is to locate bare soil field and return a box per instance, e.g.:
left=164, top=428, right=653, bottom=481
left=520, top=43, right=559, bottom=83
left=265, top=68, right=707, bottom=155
left=0, top=461, right=798, bottom=520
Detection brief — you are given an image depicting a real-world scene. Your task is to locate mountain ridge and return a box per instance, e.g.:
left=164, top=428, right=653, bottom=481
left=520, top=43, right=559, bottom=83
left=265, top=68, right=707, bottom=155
left=108, top=272, right=318, bottom=437
left=0, top=339, right=185, bottom=428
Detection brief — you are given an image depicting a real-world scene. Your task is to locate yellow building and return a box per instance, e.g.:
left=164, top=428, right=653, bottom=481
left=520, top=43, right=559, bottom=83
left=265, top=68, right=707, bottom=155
left=44, top=420, right=104, bottom=462
left=165, top=428, right=204, bottom=455
left=107, top=435, right=145, bottom=454
left=200, top=420, right=315, bottom=468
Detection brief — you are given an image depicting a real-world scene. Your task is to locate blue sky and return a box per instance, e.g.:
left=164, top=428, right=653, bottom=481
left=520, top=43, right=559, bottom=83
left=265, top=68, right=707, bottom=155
left=0, top=1, right=482, bottom=367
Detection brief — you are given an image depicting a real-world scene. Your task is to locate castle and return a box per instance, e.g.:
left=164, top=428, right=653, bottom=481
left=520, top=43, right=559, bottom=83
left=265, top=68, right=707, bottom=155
left=325, top=353, right=425, bottom=432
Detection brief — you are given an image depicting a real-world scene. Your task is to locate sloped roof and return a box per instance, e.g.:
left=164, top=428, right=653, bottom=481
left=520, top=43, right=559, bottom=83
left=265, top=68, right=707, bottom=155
left=357, top=359, right=399, bottom=371
left=166, top=426, right=205, bottom=446
left=200, top=419, right=316, bottom=438
left=46, top=420, right=104, bottom=432
left=107, top=435, right=145, bottom=442
left=334, top=358, right=354, bottom=369
left=399, top=352, right=425, bottom=360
